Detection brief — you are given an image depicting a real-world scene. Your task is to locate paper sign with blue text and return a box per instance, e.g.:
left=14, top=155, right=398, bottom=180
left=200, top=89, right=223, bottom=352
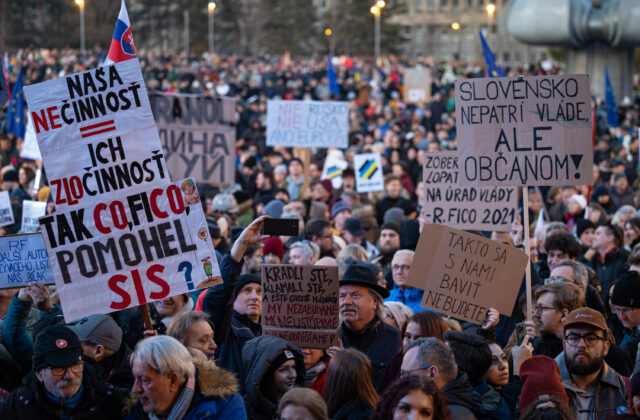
left=0, top=233, right=54, bottom=289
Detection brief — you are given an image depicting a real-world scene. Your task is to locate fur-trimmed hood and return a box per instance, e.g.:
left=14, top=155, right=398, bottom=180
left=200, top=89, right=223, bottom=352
left=124, top=357, right=238, bottom=415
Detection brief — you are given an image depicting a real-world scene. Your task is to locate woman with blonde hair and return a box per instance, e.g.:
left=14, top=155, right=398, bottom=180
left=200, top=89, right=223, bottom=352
left=323, top=348, right=378, bottom=420
left=278, top=388, right=328, bottom=420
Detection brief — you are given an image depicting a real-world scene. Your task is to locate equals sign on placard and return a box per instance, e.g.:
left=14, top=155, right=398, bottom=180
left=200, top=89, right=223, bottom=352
left=79, top=120, right=116, bottom=139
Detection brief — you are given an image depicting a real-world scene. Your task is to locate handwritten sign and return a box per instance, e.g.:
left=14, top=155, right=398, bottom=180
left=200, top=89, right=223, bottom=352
left=38, top=178, right=221, bottom=322
left=262, top=264, right=339, bottom=349
left=23, top=59, right=170, bottom=210
left=407, top=224, right=528, bottom=325
left=21, top=200, right=46, bottom=233
left=354, top=153, right=384, bottom=193
left=0, top=233, right=54, bottom=289
left=422, top=151, right=516, bottom=231
left=266, top=100, right=348, bottom=148
left=404, top=68, right=431, bottom=103
left=455, top=75, right=593, bottom=186
left=151, top=93, right=236, bottom=185
left=0, top=191, right=14, bottom=227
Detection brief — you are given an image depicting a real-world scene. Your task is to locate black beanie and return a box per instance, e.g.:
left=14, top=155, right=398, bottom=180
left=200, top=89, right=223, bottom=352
left=380, top=221, right=400, bottom=235
left=400, top=219, right=420, bottom=251
left=611, top=271, right=640, bottom=308
left=234, top=274, right=261, bottom=295
left=576, top=219, right=596, bottom=238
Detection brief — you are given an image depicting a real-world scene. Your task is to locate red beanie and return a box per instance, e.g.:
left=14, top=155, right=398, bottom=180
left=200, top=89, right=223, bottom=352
left=263, top=237, right=285, bottom=261
left=519, top=355, right=569, bottom=412
left=319, top=179, right=333, bottom=195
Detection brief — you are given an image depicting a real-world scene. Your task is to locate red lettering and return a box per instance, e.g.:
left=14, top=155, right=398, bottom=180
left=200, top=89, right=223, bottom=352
left=150, top=188, right=168, bottom=218
left=46, top=106, right=62, bottom=129
left=167, top=185, right=185, bottom=215
left=61, top=177, right=78, bottom=206
left=31, top=110, right=49, bottom=134
left=69, top=176, right=83, bottom=199
left=131, top=269, right=147, bottom=305
left=51, top=179, right=65, bottom=205
left=110, top=201, right=128, bottom=230
left=147, top=264, right=170, bottom=300
left=93, top=203, right=111, bottom=234
left=108, top=274, right=131, bottom=310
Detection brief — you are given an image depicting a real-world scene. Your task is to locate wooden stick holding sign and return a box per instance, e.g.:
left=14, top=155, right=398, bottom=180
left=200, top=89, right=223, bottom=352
left=522, top=187, right=532, bottom=322
left=294, top=147, right=311, bottom=198
left=140, top=305, right=154, bottom=331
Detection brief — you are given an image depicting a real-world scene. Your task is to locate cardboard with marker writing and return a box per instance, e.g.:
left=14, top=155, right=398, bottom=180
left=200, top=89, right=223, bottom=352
left=261, top=264, right=339, bottom=349
left=403, top=68, right=431, bottom=104
left=407, top=224, right=528, bottom=325
left=455, top=74, right=593, bottom=186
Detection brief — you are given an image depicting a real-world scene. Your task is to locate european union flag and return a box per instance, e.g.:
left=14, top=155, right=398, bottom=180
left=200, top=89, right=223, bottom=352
left=327, top=56, right=340, bottom=96
left=479, top=31, right=505, bottom=78
left=5, top=70, right=24, bottom=138
left=605, top=65, right=619, bottom=128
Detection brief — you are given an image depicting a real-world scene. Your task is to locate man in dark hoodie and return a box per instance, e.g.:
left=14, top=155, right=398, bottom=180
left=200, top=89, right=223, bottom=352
left=444, top=331, right=512, bottom=420
left=401, top=337, right=480, bottom=419
left=202, top=216, right=267, bottom=386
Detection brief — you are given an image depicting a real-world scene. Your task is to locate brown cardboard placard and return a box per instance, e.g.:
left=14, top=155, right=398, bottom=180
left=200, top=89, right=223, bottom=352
left=422, top=151, right=517, bottom=231
left=262, top=264, right=339, bottom=349
left=404, top=68, right=431, bottom=103
left=455, top=74, right=593, bottom=186
left=407, top=224, right=528, bottom=325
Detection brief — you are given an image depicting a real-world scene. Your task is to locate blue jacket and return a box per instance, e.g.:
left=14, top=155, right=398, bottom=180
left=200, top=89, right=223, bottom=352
left=124, top=359, right=246, bottom=420
left=472, top=379, right=512, bottom=420
left=385, top=286, right=427, bottom=313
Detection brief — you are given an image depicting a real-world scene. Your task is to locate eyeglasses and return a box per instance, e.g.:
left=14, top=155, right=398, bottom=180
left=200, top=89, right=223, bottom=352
left=392, top=264, right=410, bottom=272
left=565, top=333, right=606, bottom=347
left=400, top=365, right=434, bottom=377
left=533, top=306, right=559, bottom=315
left=48, top=361, right=83, bottom=377
left=544, top=277, right=568, bottom=285
left=611, top=306, right=636, bottom=316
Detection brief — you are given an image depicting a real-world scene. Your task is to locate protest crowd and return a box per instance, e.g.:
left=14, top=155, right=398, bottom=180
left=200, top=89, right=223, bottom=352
left=1, top=19, right=640, bottom=420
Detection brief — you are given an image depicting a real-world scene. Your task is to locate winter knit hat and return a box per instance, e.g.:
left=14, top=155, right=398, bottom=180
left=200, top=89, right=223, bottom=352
left=263, top=237, right=285, bottom=260
left=519, top=355, right=569, bottom=413
left=611, top=271, right=640, bottom=308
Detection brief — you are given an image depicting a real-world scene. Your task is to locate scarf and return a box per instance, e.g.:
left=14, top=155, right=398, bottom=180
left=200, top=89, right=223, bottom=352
left=149, top=375, right=195, bottom=420
left=304, top=360, right=326, bottom=387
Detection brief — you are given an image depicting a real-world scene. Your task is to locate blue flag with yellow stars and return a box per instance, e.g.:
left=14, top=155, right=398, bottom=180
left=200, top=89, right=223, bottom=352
left=605, top=66, right=619, bottom=128
left=5, top=70, right=24, bottom=138
left=479, top=31, right=505, bottom=78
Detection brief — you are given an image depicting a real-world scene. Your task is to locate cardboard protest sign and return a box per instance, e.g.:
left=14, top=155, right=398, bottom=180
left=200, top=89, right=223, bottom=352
left=262, top=264, right=339, bottom=349
left=266, top=100, right=349, bottom=148
left=0, top=191, right=14, bottom=227
left=0, top=58, right=7, bottom=106
left=0, top=233, right=54, bottom=289
left=407, top=224, right=528, bottom=324
left=38, top=178, right=221, bottom=322
left=21, top=113, right=42, bottom=161
left=21, top=200, right=46, bottom=233
left=150, top=93, right=236, bottom=185
left=354, top=153, right=384, bottom=193
left=404, top=68, right=431, bottom=103
left=455, top=75, right=593, bottom=186
left=422, top=151, right=517, bottom=231
left=23, top=59, right=170, bottom=210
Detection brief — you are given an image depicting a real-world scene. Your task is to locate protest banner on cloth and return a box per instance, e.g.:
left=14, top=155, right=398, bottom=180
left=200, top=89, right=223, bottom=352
left=407, top=223, right=528, bottom=325
left=23, top=59, right=170, bottom=210
left=0, top=233, right=54, bottom=289
left=454, top=75, right=593, bottom=186
left=422, top=151, right=517, bottom=231
left=21, top=114, right=42, bottom=161
left=150, top=93, right=236, bottom=185
left=266, top=100, right=349, bottom=148
left=38, top=178, right=221, bottom=322
left=354, top=153, right=384, bottom=193
left=0, top=191, right=14, bottom=227
left=21, top=200, right=46, bottom=233
left=262, top=264, right=339, bottom=349
left=404, top=68, right=431, bottom=103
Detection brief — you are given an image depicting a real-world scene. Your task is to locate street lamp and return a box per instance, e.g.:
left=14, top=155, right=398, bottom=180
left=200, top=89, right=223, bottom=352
left=75, top=0, right=85, bottom=51
left=486, top=3, right=496, bottom=33
left=370, top=1, right=385, bottom=63
left=324, top=28, right=334, bottom=56
left=451, top=22, right=460, bottom=31
left=208, top=2, right=216, bottom=56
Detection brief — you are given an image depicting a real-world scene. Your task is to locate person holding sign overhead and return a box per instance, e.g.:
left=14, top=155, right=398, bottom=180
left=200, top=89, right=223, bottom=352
left=337, top=261, right=401, bottom=392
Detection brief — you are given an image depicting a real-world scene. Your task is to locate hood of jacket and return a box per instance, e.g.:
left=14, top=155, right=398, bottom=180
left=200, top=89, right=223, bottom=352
left=241, top=335, right=305, bottom=414
left=442, top=372, right=481, bottom=415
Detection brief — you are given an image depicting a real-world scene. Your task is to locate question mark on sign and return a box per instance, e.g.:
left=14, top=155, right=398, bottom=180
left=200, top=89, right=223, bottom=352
left=178, top=261, right=194, bottom=290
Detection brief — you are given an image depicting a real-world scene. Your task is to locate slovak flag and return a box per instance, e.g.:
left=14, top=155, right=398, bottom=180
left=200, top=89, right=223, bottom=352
left=104, top=0, right=136, bottom=65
